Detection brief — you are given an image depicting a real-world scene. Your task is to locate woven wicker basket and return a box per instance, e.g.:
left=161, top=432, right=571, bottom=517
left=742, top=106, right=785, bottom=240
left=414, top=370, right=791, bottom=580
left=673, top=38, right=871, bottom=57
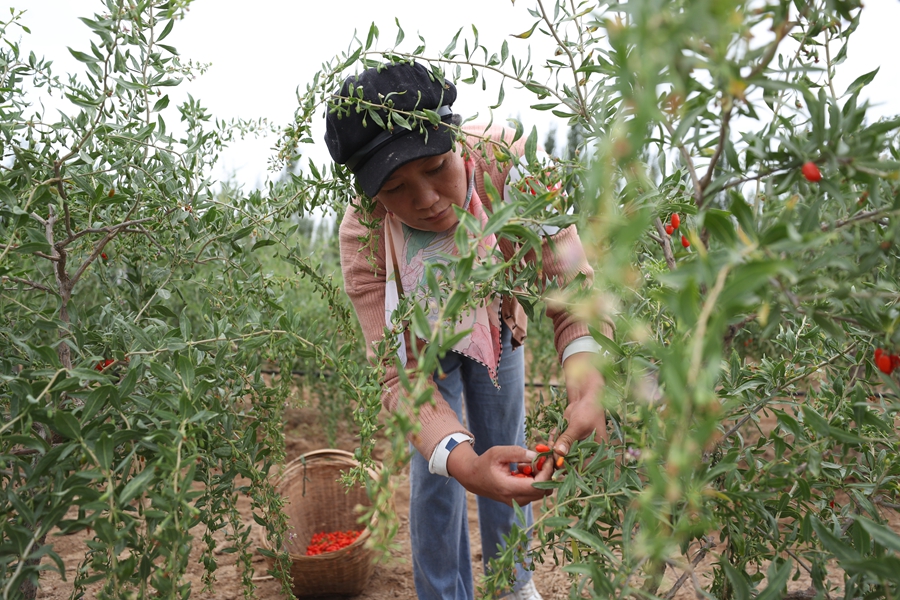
left=263, top=449, right=379, bottom=597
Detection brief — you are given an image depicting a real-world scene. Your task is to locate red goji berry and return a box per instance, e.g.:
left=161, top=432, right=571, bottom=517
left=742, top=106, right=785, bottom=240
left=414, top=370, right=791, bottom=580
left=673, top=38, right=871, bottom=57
left=535, top=444, right=550, bottom=453
left=671, top=213, right=681, bottom=229
left=665, top=224, right=674, bottom=235
left=305, top=529, right=361, bottom=556
left=801, top=161, right=822, bottom=183
left=681, top=235, right=690, bottom=248
left=876, top=354, right=893, bottom=374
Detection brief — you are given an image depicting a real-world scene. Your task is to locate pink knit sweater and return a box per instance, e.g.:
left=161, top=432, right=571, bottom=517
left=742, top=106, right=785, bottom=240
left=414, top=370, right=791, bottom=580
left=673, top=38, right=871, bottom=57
left=338, top=125, right=612, bottom=460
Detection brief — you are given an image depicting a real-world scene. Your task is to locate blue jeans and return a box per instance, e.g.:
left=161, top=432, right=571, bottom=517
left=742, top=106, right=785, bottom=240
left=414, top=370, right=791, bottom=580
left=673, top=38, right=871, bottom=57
left=409, top=323, right=533, bottom=600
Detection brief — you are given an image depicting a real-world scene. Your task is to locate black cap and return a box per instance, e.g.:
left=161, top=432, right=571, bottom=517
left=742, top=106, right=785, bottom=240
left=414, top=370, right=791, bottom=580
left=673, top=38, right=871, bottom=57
left=324, top=62, right=457, bottom=197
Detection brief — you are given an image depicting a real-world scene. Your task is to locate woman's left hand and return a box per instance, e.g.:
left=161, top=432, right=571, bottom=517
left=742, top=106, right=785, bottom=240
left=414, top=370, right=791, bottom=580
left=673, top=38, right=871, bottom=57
left=554, top=352, right=607, bottom=457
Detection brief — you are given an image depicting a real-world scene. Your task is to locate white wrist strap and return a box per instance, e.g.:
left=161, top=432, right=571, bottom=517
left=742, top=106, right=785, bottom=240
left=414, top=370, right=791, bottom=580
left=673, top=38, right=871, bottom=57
left=562, top=335, right=605, bottom=364
left=428, top=433, right=475, bottom=477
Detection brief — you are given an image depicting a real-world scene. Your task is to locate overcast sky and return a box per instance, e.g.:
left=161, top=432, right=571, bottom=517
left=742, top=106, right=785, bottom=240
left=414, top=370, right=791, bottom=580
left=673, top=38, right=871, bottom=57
left=15, top=1, right=900, bottom=190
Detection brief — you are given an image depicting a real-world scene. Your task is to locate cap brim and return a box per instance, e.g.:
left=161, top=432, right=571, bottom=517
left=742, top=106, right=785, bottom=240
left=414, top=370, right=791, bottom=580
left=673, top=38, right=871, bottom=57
left=355, top=124, right=455, bottom=197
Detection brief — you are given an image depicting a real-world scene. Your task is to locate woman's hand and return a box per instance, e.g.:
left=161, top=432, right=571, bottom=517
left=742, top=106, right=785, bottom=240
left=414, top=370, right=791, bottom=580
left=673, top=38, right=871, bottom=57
left=446, top=443, right=553, bottom=507
left=554, top=352, right=607, bottom=457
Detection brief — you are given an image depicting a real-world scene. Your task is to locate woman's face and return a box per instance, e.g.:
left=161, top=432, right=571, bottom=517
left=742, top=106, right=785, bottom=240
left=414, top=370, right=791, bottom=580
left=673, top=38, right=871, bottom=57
left=374, top=150, right=467, bottom=232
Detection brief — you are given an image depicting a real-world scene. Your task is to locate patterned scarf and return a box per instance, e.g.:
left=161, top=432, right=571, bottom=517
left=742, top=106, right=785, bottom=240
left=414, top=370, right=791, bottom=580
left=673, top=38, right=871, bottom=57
left=383, top=157, right=503, bottom=387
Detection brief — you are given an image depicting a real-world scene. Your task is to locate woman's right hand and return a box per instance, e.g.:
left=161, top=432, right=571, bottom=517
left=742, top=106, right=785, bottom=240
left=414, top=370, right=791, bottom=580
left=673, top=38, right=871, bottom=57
left=446, top=443, right=554, bottom=507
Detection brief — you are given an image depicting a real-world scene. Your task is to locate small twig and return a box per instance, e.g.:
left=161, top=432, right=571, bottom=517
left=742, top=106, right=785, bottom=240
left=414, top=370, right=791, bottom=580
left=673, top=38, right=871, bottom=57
left=536, top=0, right=588, bottom=120
left=663, top=538, right=713, bottom=599
left=746, top=19, right=795, bottom=80
left=688, top=265, right=731, bottom=386
left=873, top=496, right=900, bottom=510
left=0, top=276, right=58, bottom=295
left=67, top=202, right=143, bottom=289
left=33, top=251, right=60, bottom=262
left=696, top=106, right=732, bottom=207
left=57, top=216, right=156, bottom=249
left=661, top=119, right=703, bottom=205
left=821, top=207, right=895, bottom=232
left=783, top=588, right=819, bottom=600
left=54, top=161, right=73, bottom=240
left=652, top=217, right=677, bottom=271
left=722, top=313, right=757, bottom=347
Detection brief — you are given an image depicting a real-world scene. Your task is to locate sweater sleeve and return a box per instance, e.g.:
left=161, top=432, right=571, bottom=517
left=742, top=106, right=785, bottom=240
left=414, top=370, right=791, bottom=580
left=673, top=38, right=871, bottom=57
left=338, top=206, right=473, bottom=460
left=539, top=225, right=614, bottom=362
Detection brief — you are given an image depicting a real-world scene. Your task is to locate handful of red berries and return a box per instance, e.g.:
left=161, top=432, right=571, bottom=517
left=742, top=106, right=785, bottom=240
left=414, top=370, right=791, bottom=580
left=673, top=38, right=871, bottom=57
left=874, top=348, right=900, bottom=375
left=512, top=443, right=565, bottom=478
left=305, top=530, right=361, bottom=556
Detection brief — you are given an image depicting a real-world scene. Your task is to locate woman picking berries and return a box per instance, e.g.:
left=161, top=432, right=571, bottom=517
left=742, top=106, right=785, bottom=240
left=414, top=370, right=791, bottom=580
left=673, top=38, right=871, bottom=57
left=324, top=61, right=611, bottom=600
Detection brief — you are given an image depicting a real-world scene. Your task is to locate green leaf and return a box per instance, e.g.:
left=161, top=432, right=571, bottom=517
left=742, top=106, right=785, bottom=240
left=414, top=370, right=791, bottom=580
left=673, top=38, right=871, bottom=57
left=157, top=18, right=175, bottom=42
left=152, top=94, right=170, bottom=112
left=68, top=48, right=98, bottom=64
left=524, top=127, right=538, bottom=165
left=251, top=239, right=276, bottom=251
left=512, top=21, right=539, bottom=39
left=720, top=562, right=750, bottom=600
left=565, top=528, right=618, bottom=562
left=844, top=67, right=879, bottom=97
left=811, top=518, right=861, bottom=563
left=755, top=560, right=792, bottom=600
left=231, top=226, right=254, bottom=242
left=702, top=209, right=737, bottom=244
left=82, top=386, right=116, bottom=421
left=53, top=411, right=82, bottom=441
left=119, top=466, right=155, bottom=505
left=855, top=516, right=900, bottom=553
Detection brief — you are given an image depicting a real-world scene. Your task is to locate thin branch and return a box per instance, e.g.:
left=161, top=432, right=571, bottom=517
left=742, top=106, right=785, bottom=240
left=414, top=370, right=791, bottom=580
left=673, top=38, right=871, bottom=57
left=0, top=276, right=58, bottom=295
left=537, top=0, right=588, bottom=119
left=722, top=313, right=757, bottom=347
left=746, top=19, right=795, bottom=80
left=67, top=202, right=143, bottom=290
left=696, top=106, right=732, bottom=205
left=33, top=251, right=60, bottom=262
left=661, top=118, right=703, bottom=205
left=652, top=217, right=677, bottom=271
left=823, top=29, right=838, bottom=99
left=688, top=265, right=731, bottom=386
left=716, top=164, right=794, bottom=195
left=57, top=216, right=156, bottom=249
left=54, top=161, right=73, bottom=240
left=663, top=538, right=713, bottom=600
left=873, top=496, right=900, bottom=510
left=124, top=225, right=167, bottom=254
left=821, top=207, right=895, bottom=232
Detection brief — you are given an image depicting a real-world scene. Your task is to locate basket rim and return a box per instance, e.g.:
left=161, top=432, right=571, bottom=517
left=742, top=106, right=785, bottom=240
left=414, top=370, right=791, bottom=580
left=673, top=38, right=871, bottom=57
left=260, top=448, right=381, bottom=558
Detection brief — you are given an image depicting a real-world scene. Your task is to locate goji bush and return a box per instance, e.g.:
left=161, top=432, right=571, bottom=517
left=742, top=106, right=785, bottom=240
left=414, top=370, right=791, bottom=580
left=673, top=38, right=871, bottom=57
left=284, top=0, right=900, bottom=598
left=0, top=2, right=364, bottom=598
